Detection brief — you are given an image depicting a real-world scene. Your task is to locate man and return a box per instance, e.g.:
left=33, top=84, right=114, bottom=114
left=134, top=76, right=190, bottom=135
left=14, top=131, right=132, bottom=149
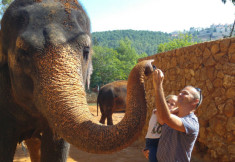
left=152, top=69, right=202, bottom=162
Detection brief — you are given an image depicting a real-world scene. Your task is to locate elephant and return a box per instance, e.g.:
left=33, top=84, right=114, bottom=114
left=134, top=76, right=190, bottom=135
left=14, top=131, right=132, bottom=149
left=24, top=138, right=41, bottom=162
left=97, top=80, right=127, bottom=125
left=0, top=0, right=154, bottom=161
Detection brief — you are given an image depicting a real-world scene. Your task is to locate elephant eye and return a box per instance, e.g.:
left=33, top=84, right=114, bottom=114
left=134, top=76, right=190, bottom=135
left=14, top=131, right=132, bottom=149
left=12, top=10, right=29, bottom=31
left=18, top=48, right=30, bottom=57
left=83, top=46, right=90, bottom=61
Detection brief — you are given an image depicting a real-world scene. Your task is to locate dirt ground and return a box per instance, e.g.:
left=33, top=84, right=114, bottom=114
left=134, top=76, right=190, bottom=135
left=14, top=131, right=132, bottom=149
left=13, top=104, right=148, bottom=162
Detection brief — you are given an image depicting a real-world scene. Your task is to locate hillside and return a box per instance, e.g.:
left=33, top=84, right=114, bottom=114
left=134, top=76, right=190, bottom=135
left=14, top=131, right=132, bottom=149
left=91, top=24, right=234, bottom=56
left=92, top=30, right=172, bottom=56
left=187, top=24, right=234, bottom=42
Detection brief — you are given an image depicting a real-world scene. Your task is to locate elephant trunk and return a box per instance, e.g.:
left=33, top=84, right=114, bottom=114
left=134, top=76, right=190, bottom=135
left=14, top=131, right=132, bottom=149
left=35, top=45, right=153, bottom=153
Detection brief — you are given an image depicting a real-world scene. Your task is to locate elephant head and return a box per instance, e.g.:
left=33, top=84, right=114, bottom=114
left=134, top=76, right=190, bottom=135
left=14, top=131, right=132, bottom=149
left=0, top=0, right=154, bottom=154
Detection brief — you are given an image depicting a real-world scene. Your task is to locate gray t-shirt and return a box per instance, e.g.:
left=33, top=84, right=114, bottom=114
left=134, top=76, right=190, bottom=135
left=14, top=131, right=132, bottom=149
left=157, top=113, right=199, bottom=162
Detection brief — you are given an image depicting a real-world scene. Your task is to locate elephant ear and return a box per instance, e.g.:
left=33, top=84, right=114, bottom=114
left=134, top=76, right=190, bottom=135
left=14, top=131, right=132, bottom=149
left=0, top=30, right=7, bottom=67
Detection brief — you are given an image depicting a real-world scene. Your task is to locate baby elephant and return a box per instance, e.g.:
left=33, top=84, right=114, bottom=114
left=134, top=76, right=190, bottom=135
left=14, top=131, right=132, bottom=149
left=97, top=80, right=127, bottom=125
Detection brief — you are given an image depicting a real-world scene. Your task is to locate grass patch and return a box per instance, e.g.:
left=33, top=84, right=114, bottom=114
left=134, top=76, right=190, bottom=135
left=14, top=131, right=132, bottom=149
left=88, top=103, right=96, bottom=106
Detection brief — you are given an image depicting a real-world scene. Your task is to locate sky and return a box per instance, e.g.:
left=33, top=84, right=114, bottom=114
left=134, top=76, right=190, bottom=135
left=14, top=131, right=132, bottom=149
left=79, top=0, right=235, bottom=33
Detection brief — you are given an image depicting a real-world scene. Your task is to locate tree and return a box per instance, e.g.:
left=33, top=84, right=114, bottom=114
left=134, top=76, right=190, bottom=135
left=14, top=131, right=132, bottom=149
left=0, top=0, right=13, bottom=17
left=115, top=38, right=147, bottom=79
left=90, top=46, right=121, bottom=88
left=222, top=0, right=235, bottom=37
left=230, top=20, right=235, bottom=37
left=91, top=30, right=172, bottom=56
left=93, top=37, right=99, bottom=46
left=90, top=38, right=147, bottom=89
left=157, top=33, right=197, bottom=53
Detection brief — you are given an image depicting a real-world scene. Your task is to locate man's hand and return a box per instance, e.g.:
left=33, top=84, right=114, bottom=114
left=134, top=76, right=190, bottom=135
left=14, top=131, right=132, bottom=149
left=152, top=69, right=164, bottom=90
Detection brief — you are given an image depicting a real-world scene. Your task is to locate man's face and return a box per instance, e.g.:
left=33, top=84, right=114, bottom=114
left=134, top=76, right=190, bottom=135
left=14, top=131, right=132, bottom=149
left=177, top=87, right=196, bottom=106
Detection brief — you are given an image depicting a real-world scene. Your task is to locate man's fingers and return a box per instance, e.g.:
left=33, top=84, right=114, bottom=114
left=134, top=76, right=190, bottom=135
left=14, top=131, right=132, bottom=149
left=156, top=69, right=164, bottom=78
left=153, top=69, right=164, bottom=82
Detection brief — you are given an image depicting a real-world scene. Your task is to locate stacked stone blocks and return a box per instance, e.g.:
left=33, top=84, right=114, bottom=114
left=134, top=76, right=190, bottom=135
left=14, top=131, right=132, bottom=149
left=139, top=37, right=235, bottom=161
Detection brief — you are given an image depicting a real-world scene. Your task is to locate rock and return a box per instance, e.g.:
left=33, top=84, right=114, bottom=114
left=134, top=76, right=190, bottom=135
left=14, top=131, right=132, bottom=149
left=226, top=117, right=235, bottom=131
left=199, top=127, right=207, bottom=141
left=206, top=102, right=218, bottom=119
left=217, top=104, right=225, bottom=114
left=223, top=75, right=235, bottom=88
left=214, top=52, right=226, bottom=61
left=203, top=48, right=211, bottom=60
left=213, top=78, right=223, bottom=87
left=188, top=69, right=194, bottom=77
left=168, top=68, right=177, bottom=81
left=229, top=53, right=235, bottom=63
left=206, top=80, right=214, bottom=92
left=170, top=57, right=177, bottom=68
left=223, top=63, right=235, bottom=76
left=214, top=96, right=225, bottom=106
left=210, top=149, right=217, bottom=159
left=209, top=115, right=227, bottom=136
left=195, top=47, right=203, bottom=56
left=217, top=70, right=224, bottom=79
left=220, top=39, right=230, bottom=52
left=228, top=43, right=235, bottom=63
left=190, top=77, right=196, bottom=86
left=227, top=133, right=235, bottom=143
left=199, top=68, right=208, bottom=81
left=215, top=63, right=223, bottom=70
left=228, top=43, right=235, bottom=54
left=226, top=87, right=235, bottom=98
left=206, top=67, right=216, bottom=80
left=224, top=99, right=234, bottom=117
left=211, top=44, right=220, bottom=54
left=227, top=145, right=235, bottom=158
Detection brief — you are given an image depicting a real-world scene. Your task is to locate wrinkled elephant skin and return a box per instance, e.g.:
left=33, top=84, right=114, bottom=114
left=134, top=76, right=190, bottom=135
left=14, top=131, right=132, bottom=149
left=0, top=0, right=154, bottom=162
left=97, top=80, right=127, bottom=125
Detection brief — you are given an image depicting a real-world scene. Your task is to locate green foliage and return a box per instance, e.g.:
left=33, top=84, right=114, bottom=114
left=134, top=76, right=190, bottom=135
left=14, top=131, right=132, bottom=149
left=2, top=0, right=13, bottom=5
left=115, top=38, right=147, bottom=79
left=90, top=38, right=147, bottom=88
left=157, top=33, right=197, bottom=53
left=91, top=46, right=121, bottom=88
left=0, top=0, right=13, bottom=16
left=92, top=30, right=172, bottom=56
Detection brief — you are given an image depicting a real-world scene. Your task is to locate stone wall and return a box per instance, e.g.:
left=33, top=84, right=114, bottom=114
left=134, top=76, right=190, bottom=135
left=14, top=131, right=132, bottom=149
left=139, top=37, right=235, bottom=162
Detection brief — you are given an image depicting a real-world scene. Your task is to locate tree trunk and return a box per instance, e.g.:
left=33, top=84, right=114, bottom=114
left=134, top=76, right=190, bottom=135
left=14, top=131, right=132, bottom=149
left=229, top=19, right=235, bottom=37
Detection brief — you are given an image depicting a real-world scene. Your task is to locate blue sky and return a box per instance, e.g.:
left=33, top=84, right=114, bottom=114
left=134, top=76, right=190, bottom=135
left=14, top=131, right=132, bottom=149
left=79, top=0, right=235, bottom=33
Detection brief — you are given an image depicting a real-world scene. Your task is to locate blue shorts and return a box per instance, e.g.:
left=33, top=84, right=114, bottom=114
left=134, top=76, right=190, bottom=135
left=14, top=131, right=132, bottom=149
left=145, top=138, right=160, bottom=162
